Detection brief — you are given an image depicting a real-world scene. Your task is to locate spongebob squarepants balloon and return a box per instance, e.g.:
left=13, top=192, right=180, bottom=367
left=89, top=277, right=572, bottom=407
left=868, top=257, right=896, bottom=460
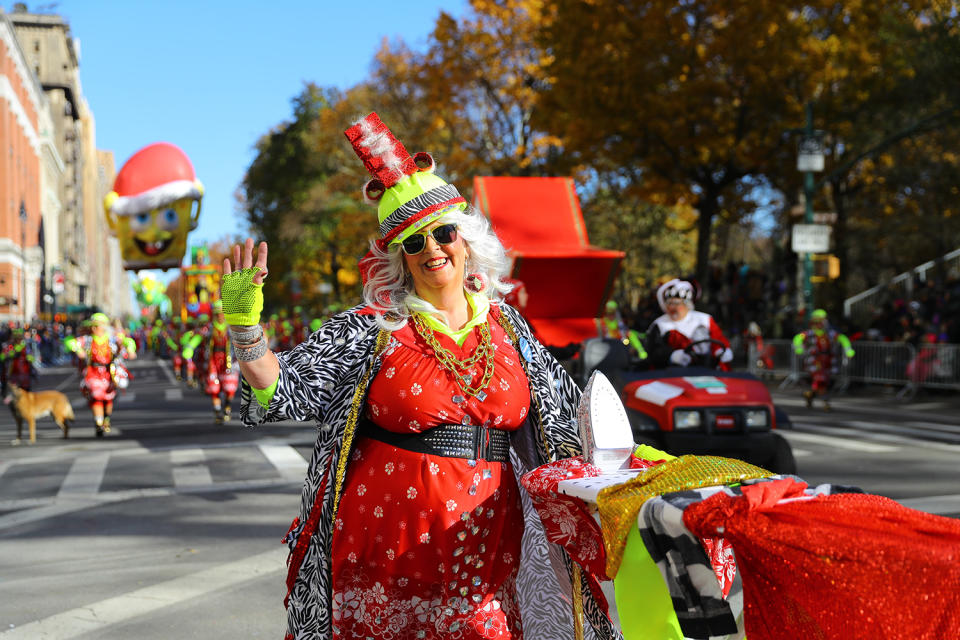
left=105, top=142, right=203, bottom=270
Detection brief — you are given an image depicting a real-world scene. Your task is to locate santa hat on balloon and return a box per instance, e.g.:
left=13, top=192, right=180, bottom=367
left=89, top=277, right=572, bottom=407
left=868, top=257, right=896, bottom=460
left=344, top=113, right=467, bottom=272
left=104, top=142, right=204, bottom=219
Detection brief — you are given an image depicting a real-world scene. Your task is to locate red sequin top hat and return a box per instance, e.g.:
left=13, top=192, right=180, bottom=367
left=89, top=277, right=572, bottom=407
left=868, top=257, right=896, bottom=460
left=344, top=113, right=466, bottom=251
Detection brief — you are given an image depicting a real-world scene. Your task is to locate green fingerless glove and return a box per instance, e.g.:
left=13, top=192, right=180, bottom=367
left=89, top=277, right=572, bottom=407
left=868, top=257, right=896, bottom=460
left=221, top=267, right=265, bottom=326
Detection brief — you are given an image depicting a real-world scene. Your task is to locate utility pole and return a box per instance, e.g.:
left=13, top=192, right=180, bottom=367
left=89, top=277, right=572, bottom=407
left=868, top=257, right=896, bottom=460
left=19, top=200, right=27, bottom=325
left=790, top=102, right=826, bottom=323
left=802, top=103, right=816, bottom=320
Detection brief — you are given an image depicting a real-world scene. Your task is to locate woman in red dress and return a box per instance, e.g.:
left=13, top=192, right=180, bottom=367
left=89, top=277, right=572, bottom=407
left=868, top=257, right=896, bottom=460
left=222, top=114, right=620, bottom=640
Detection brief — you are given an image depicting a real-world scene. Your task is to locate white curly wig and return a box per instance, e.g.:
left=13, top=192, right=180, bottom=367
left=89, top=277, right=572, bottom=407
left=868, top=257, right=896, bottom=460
left=362, top=205, right=514, bottom=330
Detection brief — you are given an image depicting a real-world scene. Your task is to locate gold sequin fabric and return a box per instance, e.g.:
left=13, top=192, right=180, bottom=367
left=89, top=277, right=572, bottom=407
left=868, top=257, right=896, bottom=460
left=596, top=455, right=773, bottom=578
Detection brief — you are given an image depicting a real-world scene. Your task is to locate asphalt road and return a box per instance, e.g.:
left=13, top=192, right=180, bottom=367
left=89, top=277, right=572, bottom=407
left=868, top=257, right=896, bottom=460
left=1, top=355, right=958, bottom=638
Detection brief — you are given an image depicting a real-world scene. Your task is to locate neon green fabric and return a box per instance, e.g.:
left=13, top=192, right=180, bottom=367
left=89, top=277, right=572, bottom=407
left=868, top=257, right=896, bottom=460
left=182, top=333, right=203, bottom=359
left=792, top=332, right=806, bottom=354
left=90, top=312, right=110, bottom=326
left=838, top=333, right=855, bottom=357
left=614, top=526, right=683, bottom=639
left=628, top=330, right=647, bottom=359
left=220, top=267, right=265, bottom=325
left=64, top=336, right=77, bottom=353
left=417, top=293, right=489, bottom=346
left=252, top=377, right=278, bottom=410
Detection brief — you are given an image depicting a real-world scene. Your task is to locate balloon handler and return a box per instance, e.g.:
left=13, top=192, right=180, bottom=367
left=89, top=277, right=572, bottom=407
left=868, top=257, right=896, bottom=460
left=204, top=301, right=239, bottom=423
left=64, top=313, right=134, bottom=437
left=792, top=308, right=855, bottom=410
left=179, top=320, right=204, bottom=389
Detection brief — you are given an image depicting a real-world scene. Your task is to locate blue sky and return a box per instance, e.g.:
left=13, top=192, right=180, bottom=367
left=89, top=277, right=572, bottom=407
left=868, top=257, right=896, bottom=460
left=49, top=0, right=464, bottom=286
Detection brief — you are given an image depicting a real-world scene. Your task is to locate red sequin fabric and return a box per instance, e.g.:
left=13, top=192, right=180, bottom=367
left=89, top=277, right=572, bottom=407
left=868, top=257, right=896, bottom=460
left=683, top=478, right=960, bottom=639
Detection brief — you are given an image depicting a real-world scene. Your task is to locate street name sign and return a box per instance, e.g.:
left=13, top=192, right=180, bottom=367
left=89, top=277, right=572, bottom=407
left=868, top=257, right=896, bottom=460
left=792, top=224, right=831, bottom=253
left=797, top=135, right=825, bottom=172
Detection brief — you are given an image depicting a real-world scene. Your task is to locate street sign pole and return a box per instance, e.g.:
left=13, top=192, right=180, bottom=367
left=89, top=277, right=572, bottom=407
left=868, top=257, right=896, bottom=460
left=800, top=103, right=818, bottom=321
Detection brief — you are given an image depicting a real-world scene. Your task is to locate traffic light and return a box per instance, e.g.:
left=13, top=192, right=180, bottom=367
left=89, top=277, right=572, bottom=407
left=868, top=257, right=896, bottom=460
left=810, top=254, right=840, bottom=282
left=827, top=255, right=840, bottom=279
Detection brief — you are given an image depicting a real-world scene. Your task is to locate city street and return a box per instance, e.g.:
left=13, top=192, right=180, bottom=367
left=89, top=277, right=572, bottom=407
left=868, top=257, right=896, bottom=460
left=0, top=355, right=313, bottom=638
left=1, top=355, right=959, bottom=638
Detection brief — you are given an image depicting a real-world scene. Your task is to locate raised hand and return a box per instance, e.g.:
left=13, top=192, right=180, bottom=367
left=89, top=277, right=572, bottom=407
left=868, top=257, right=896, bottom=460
left=223, top=238, right=268, bottom=283
left=220, top=238, right=269, bottom=327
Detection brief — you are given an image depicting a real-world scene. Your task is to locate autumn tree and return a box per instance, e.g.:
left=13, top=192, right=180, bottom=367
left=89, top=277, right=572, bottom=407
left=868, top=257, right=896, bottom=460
left=536, top=0, right=953, bottom=303
left=363, top=0, right=567, bottom=187
left=240, top=85, right=374, bottom=313
left=798, top=2, right=960, bottom=311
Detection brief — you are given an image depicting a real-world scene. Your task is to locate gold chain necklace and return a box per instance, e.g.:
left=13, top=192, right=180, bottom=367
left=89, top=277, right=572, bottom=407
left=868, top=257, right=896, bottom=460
left=412, top=313, right=495, bottom=400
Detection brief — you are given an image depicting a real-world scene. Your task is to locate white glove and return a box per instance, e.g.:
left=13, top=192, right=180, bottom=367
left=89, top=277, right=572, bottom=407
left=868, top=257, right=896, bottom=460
left=670, top=350, right=692, bottom=366
left=716, top=347, right=733, bottom=363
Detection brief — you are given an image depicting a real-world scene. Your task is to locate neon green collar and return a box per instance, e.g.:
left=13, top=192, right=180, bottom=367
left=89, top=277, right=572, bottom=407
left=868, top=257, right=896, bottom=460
left=417, top=292, right=489, bottom=346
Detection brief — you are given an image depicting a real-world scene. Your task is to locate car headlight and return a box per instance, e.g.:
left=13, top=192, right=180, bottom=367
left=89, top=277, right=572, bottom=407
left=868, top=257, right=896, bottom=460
left=674, top=410, right=701, bottom=430
left=745, top=409, right=769, bottom=430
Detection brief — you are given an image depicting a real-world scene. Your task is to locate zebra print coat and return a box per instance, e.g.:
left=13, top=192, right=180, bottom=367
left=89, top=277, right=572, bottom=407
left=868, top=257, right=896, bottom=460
left=240, top=303, right=621, bottom=640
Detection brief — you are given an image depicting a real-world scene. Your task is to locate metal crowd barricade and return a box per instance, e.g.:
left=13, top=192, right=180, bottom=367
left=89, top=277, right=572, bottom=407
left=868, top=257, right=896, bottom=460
left=749, top=339, right=960, bottom=398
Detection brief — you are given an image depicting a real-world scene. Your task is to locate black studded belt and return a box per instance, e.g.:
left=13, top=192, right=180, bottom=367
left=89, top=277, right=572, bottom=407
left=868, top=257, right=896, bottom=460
left=359, top=419, right=511, bottom=463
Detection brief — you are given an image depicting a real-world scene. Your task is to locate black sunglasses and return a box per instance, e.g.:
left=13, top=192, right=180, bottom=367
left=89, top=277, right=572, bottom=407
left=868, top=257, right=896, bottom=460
left=400, top=223, right=459, bottom=256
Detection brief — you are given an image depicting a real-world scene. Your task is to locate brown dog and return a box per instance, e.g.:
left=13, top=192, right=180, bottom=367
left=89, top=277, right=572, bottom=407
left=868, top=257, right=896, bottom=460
left=5, top=384, right=75, bottom=443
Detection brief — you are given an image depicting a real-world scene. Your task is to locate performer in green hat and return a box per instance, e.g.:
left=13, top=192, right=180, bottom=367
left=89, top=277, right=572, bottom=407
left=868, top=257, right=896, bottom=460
left=793, top=308, right=855, bottom=409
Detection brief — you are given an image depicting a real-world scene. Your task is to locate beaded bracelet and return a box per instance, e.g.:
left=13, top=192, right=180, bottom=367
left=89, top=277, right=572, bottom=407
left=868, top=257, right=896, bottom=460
left=234, top=337, right=268, bottom=362
left=229, top=325, right=264, bottom=346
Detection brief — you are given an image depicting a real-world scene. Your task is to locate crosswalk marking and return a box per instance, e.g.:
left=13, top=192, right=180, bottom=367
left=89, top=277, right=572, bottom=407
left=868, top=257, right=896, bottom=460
left=847, top=419, right=960, bottom=443
left=258, top=443, right=308, bottom=482
left=53, top=371, right=78, bottom=391
left=57, top=452, right=110, bottom=497
left=792, top=421, right=960, bottom=453
left=0, top=547, right=286, bottom=638
left=165, top=387, right=183, bottom=401
left=780, top=430, right=899, bottom=453
left=898, top=493, right=960, bottom=515
left=157, top=359, right=179, bottom=384
left=171, top=449, right=213, bottom=487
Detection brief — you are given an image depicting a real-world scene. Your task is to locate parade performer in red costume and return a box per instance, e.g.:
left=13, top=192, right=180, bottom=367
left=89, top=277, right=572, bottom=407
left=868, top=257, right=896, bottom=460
left=204, top=301, right=239, bottom=423
left=220, top=113, right=620, bottom=640
left=64, top=313, right=128, bottom=437
left=644, top=278, right=733, bottom=370
left=4, top=329, right=38, bottom=392
left=793, top=308, right=855, bottom=410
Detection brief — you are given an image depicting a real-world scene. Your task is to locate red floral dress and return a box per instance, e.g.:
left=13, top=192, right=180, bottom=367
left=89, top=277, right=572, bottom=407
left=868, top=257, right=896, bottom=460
left=204, top=322, right=239, bottom=397
left=81, top=335, right=118, bottom=403
left=331, top=315, right=531, bottom=639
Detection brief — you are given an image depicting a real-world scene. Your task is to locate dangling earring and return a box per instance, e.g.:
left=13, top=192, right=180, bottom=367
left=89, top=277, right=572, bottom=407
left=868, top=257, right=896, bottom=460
left=464, top=272, right=487, bottom=294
